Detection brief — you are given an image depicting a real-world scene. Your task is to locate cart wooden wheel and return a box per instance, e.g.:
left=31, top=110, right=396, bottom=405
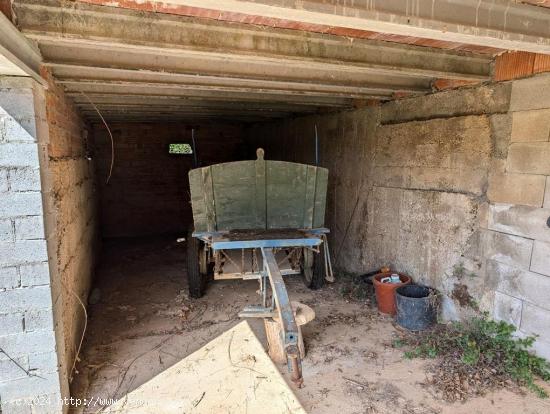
left=302, top=247, right=325, bottom=290
left=199, top=246, right=208, bottom=277
left=187, top=230, right=207, bottom=298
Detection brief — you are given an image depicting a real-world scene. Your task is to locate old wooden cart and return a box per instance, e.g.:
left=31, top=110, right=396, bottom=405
left=186, top=149, right=333, bottom=385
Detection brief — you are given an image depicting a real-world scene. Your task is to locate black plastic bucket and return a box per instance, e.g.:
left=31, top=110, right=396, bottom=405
left=395, top=285, right=437, bottom=331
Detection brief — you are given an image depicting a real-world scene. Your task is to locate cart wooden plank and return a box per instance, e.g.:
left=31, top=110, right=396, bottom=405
left=189, top=150, right=328, bottom=232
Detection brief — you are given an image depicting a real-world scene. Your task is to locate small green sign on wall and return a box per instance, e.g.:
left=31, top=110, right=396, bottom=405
left=168, top=143, right=193, bottom=155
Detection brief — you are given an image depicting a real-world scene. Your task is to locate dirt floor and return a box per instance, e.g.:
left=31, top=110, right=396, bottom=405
left=71, top=237, right=550, bottom=414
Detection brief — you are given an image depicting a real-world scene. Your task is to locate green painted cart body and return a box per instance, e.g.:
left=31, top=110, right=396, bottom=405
left=189, top=153, right=328, bottom=233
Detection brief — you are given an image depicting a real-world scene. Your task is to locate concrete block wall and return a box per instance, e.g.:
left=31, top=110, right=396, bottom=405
left=0, top=77, right=62, bottom=413
left=92, top=122, right=247, bottom=237
left=485, top=73, right=550, bottom=359
left=248, top=74, right=550, bottom=358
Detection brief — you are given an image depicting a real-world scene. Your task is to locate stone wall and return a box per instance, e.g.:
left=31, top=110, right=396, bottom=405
left=248, top=74, right=550, bottom=358
left=0, top=77, right=63, bottom=413
left=93, top=122, right=247, bottom=238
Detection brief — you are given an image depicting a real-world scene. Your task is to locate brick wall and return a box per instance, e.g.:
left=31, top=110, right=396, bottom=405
left=0, top=77, right=63, bottom=413
left=40, top=68, right=100, bottom=407
left=485, top=73, right=550, bottom=359
left=93, top=122, right=247, bottom=238
left=247, top=74, right=550, bottom=359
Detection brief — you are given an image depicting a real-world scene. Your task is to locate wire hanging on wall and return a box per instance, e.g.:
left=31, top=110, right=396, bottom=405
left=79, top=91, right=115, bottom=185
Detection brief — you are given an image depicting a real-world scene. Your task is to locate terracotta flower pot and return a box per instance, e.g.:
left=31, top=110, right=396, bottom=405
left=373, top=272, right=411, bottom=315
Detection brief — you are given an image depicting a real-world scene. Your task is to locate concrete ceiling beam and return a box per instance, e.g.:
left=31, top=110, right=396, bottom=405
left=65, top=92, right=352, bottom=108
left=15, top=0, right=492, bottom=81
left=81, top=110, right=292, bottom=121
left=0, top=12, right=43, bottom=84
left=76, top=103, right=314, bottom=114
left=46, top=63, right=411, bottom=97
left=65, top=93, right=354, bottom=110
left=87, top=115, right=265, bottom=122
left=59, top=80, right=393, bottom=101
left=72, top=99, right=321, bottom=113
left=121, top=0, right=550, bottom=53
left=34, top=38, right=433, bottom=91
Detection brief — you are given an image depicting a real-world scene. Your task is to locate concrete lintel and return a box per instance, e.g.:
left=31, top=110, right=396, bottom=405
left=58, top=80, right=401, bottom=100
left=65, top=92, right=353, bottom=108
left=72, top=100, right=322, bottom=112
left=0, top=13, right=44, bottom=85
left=46, top=63, right=413, bottom=97
left=68, top=93, right=338, bottom=108
left=137, top=0, right=550, bottom=53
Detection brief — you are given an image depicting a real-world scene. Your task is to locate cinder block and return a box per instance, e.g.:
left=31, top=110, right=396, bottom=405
left=0, top=312, right=24, bottom=333
left=0, top=192, right=43, bottom=217
left=531, top=240, right=550, bottom=277
left=0, top=240, right=48, bottom=265
left=0, top=218, right=13, bottom=241
left=482, top=230, right=533, bottom=269
left=0, top=372, right=60, bottom=403
left=510, top=73, right=550, bottom=111
left=0, top=355, right=29, bottom=382
left=15, top=216, right=45, bottom=241
left=0, top=168, right=7, bottom=191
left=27, top=352, right=58, bottom=375
left=527, top=337, right=550, bottom=361
left=0, top=286, right=52, bottom=313
left=0, top=143, right=39, bottom=168
left=0, top=331, right=56, bottom=360
left=0, top=88, right=35, bottom=117
left=24, top=309, right=53, bottom=332
left=493, top=291, right=522, bottom=327
left=511, top=109, right=550, bottom=143
left=0, top=267, right=19, bottom=289
left=487, top=260, right=550, bottom=311
left=507, top=142, right=550, bottom=175
left=488, top=204, right=550, bottom=243
left=9, top=168, right=41, bottom=192
left=30, top=393, right=63, bottom=414
left=0, top=400, right=32, bottom=414
left=3, top=116, right=36, bottom=142
left=487, top=172, right=546, bottom=207
left=20, top=262, right=50, bottom=287
left=0, top=400, right=33, bottom=414
left=0, top=77, right=35, bottom=89
left=520, top=302, right=550, bottom=343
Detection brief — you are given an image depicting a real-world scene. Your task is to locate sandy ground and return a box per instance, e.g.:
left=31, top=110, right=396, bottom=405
left=71, top=237, right=550, bottom=414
